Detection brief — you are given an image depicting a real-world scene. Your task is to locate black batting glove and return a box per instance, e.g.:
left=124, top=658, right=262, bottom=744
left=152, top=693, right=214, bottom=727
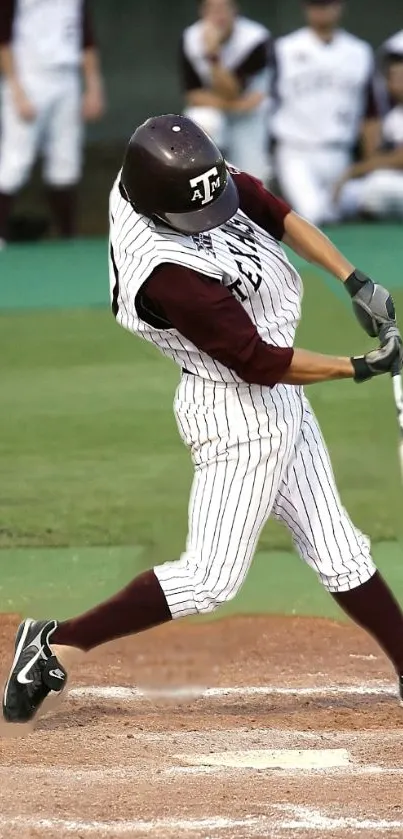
left=351, top=324, right=403, bottom=383
left=345, top=269, right=396, bottom=338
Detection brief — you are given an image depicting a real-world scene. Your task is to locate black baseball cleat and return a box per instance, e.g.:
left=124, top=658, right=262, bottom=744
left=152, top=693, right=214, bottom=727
left=399, top=674, right=403, bottom=706
left=2, top=618, right=67, bottom=723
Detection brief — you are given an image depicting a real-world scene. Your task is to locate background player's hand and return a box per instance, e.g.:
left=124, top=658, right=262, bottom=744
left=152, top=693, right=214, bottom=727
left=82, top=81, right=105, bottom=122
left=345, top=269, right=396, bottom=338
left=11, top=83, right=36, bottom=122
left=351, top=323, right=403, bottom=383
left=226, top=91, right=264, bottom=114
left=203, top=21, right=222, bottom=57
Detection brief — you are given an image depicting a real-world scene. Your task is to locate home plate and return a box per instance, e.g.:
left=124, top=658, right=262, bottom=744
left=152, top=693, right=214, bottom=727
left=178, top=748, right=351, bottom=770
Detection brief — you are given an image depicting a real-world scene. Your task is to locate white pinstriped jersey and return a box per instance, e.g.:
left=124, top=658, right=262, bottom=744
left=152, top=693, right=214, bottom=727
left=108, top=174, right=302, bottom=384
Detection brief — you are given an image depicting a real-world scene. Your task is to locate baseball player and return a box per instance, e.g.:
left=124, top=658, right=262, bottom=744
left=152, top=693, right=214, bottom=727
left=0, top=0, right=104, bottom=246
left=181, top=0, right=273, bottom=179
left=376, top=30, right=403, bottom=116
left=272, top=0, right=379, bottom=225
left=3, top=115, right=403, bottom=724
left=381, top=30, right=403, bottom=63
left=337, top=54, right=403, bottom=219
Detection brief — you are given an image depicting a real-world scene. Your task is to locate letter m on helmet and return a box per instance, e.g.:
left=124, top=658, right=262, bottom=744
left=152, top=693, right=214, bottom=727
left=190, top=167, right=221, bottom=205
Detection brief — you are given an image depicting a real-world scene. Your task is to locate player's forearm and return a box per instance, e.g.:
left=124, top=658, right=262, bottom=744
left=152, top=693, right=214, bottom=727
left=360, top=118, right=382, bottom=160
left=209, top=62, right=240, bottom=100
left=349, top=148, right=403, bottom=176
left=283, top=211, right=354, bottom=282
left=0, top=44, right=17, bottom=82
left=228, top=91, right=264, bottom=114
left=186, top=89, right=228, bottom=110
left=280, top=348, right=354, bottom=385
left=82, top=47, right=102, bottom=90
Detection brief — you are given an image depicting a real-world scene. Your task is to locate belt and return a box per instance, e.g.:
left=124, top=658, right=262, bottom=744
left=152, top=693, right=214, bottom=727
left=182, top=368, right=194, bottom=376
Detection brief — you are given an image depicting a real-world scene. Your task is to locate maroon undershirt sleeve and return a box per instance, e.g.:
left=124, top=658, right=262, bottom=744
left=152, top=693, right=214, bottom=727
left=142, top=172, right=294, bottom=387
left=0, top=0, right=15, bottom=46
left=143, top=264, right=293, bottom=386
left=233, top=170, right=292, bottom=240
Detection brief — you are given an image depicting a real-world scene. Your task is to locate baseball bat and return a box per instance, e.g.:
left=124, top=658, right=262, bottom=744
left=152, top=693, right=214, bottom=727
left=391, top=362, right=403, bottom=483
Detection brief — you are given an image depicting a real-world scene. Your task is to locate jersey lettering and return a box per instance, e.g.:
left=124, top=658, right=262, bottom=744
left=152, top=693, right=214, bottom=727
left=223, top=217, right=263, bottom=296
left=235, top=260, right=262, bottom=292
left=192, top=232, right=215, bottom=254
left=109, top=171, right=302, bottom=384
left=227, top=278, right=248, bottom=303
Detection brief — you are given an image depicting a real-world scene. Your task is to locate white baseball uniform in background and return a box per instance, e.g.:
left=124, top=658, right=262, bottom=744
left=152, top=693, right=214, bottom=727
left=339, top=104, right=403, bottom=219
left=181, top=16, right=272, bottom=180
left=108, top=171, right=375, bottom=618
left=0, top=0, right=87, bottom=194
left=272, top=28, right=376, bottom=225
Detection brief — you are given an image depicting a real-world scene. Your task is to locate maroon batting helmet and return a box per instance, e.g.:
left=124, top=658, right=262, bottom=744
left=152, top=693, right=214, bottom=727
left=120, top=114, right=239, bottom=234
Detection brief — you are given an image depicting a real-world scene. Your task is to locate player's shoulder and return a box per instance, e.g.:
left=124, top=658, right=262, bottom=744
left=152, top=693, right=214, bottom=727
left=337, top=29, right=373, bottom=58
left=109, top=173, right=155, bottom=243
left=229, top=165, right=284, bottom=205
left=274, top=28, right=312, bottom=54
left=235, top=16, right=271, bottom=42
left=182, top=20, right=204, bottom=55
left=109, top=173, right=125, bottom=216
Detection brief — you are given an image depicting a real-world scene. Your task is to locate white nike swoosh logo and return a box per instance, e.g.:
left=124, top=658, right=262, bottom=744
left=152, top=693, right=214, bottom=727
left=48, top=669, right=65, bottom=680
left=16, top=646, right=44, bottom=685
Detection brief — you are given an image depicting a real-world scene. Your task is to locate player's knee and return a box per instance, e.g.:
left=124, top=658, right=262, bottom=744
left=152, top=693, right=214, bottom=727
left=361, top=172, right=395, bottom=216
left=0, top=154, right=32, bottom=192
left=319, top=563, right=376, bottom=593
left=183, top=106, right=226, bottom=148
left=193, top=570, right=244, bottom=614
left=45, top=163, right=81, bottom=187
left=338, top=179, right=363, bottom=218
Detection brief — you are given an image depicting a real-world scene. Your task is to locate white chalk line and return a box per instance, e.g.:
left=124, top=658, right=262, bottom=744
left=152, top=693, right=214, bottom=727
left=1, top=807, right=403, bottom=835
left=0, top=815, right=259, bottom=835
left=1, top=761, right=402, bottom=781
left=276, top=805, right=403, bottom=832
left=166, top=763, right=403, bottom=777
left=70, top=682, right=397, bottom=701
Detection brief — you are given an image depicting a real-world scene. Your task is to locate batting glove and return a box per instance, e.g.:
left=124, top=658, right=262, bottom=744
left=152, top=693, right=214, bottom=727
left=351, top=324, right=403, bottom=383
left=345, top=269, right=396, bottom=338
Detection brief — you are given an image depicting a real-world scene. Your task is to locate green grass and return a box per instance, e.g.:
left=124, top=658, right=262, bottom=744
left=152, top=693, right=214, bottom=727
left=1, top=275, right=403, bottom=562
left=1, top=543, right=403, bottom=620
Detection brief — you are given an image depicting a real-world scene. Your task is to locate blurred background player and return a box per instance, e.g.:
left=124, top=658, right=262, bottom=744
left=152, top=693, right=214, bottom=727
left=0, top=0, right=104, bottom=247
left=381, top=29, right=403, bottom=64
left=180, top=0, right=273, bottom=180
left=271, top=0, right=379, bottom=225
left=378, top=29, right=403, bottom=110
left=337, top=53, right=403, bottom=219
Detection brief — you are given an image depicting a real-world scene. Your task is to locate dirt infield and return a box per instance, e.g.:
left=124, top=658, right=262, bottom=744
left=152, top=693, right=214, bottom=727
left=0, top=614, right=402, bottom=838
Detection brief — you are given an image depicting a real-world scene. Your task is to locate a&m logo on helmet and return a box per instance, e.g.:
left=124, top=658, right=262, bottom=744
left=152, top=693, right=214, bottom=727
left=190, top=167, right=221, bottom=206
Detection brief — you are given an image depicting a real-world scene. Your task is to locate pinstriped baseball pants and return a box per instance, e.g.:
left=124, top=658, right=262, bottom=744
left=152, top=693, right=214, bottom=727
left=154, top=374, right=376, bottom=619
